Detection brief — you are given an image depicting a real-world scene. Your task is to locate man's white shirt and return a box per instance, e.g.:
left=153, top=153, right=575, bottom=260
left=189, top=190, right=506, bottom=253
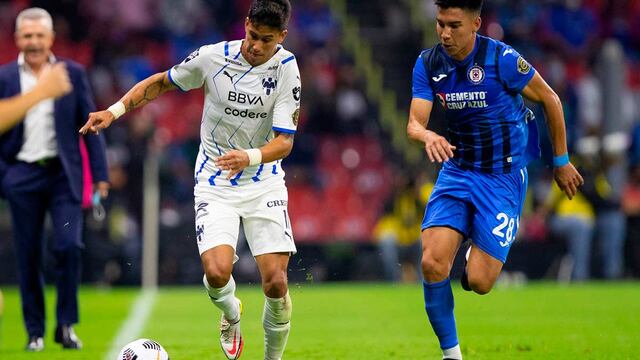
left=169, top=40, right=301, bottom=192
left=17, top=53, right=58, bottom=162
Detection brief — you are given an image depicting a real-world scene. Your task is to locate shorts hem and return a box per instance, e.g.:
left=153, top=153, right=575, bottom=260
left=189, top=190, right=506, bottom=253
left=198, top=242, right=236, bottom=256
left=472, top=240, right=507, bottom=264
left=421, top=224, right=467, bottom=238
left=252, top=248, right=297, bottom=257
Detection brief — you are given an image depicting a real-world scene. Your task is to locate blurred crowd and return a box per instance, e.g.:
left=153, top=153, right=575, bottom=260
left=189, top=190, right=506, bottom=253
left=0, top=0, right=638, bottom=284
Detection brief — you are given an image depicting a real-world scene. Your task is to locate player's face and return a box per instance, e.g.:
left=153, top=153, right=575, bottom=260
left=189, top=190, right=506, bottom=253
left=242, top=19, right=287, bottom=66
left=15, top=19, right=54, bottom=69
left=436, top=7, right=481, bottom=61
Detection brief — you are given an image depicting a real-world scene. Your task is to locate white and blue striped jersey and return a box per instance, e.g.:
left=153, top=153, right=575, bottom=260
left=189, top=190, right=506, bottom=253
left=168, top=40, right=301, bottom=190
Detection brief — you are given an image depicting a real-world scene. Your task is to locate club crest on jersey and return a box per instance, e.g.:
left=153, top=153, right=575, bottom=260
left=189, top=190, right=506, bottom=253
left=292, top=108, right=300, bottom=126
left=262, top=77, right=277, bottom=95
left=517, top=56, right=531, bottom=74
left=467, top=65, right=485, bottom=84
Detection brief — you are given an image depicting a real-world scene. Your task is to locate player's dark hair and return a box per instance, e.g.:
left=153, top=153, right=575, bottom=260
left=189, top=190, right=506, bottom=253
left=435, top=0, right=483, bottom=14
left=248, top=0, right=291, bottom=31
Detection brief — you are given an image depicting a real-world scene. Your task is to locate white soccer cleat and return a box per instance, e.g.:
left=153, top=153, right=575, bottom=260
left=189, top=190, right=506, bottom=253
left=220, top=298, right=244, bottom=359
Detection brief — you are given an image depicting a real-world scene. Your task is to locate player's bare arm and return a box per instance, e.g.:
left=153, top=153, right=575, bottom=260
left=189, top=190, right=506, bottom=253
left=215, top=131, right=294, bottom=179
left=521, top=72, right=584, bottom=199
left=79, top=71, right=175, bottom=134
left=407, top=98, right=455, bottom=163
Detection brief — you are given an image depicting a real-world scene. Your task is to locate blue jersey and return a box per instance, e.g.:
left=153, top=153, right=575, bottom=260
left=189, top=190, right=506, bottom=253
left=412, top=35, right=540, bottom=174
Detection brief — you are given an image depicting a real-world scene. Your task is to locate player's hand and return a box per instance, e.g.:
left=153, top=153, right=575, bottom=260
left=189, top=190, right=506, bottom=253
left=215, top=150, right=250, bottom=179
left=35, top=63, right=72, bottom=99
left=553, top=162, right=584, bottom=200
left=79, top=110, right=116, bottom=135
left=424, top=130, right=456, bottom=163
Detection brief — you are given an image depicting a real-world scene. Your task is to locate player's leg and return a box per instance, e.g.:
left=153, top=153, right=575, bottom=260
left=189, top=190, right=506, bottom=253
left=422, top=227, right=464, bottom=282
left=467, top=167, right=529, bottom=294
left=255, top=253, right=292, bottom=360
left=201, top=246, right=239, bottom=322
left=422, top=227, right=465, bottom=360
left=243, top=185, right=296, bottom=360
left=201, top=246, right=243, bottom=360
left=464, top=245, right=504, bottom=294
left=421, top=163, right=471, bottom=360
left=195, top=199, right=243, bottom=359
left=202, top=246, right=243, bottom=360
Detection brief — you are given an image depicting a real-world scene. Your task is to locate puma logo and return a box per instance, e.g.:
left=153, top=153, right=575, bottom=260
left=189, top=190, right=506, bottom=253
left=503, top=48, right=514, bottom=56
left=432, top=74, right=447, bottom=82
left=223, top=70, right=237, bottom=83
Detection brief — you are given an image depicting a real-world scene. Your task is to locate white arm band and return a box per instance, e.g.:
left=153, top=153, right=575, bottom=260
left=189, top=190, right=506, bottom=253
left=106, top=101, right=126, bottom=120
left=244, top=148, right=262, bottom=166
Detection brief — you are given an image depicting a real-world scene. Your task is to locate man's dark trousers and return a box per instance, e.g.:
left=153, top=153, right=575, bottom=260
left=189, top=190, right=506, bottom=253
left=2, top=159, right=83, bottom=337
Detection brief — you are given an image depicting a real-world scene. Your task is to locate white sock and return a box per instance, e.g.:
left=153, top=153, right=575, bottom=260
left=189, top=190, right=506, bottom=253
left=263, top=291, right=292, bottom=360
left=443, top=344, right=462, bottom=359
left=203, top=274, right=239, bottom=322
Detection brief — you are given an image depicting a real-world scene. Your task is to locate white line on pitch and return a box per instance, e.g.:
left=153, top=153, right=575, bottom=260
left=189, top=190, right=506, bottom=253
left=104, top=289, right=157, bottom=360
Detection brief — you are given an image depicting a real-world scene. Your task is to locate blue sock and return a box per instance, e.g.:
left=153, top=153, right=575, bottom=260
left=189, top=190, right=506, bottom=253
left=423, top=278, right=458, bottom=350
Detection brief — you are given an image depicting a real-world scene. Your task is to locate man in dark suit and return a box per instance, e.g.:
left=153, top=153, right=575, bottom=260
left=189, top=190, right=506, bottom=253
left=0, top=7, right=109, bottom=351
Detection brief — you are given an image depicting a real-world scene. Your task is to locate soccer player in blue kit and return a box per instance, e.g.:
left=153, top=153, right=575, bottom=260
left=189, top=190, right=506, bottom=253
left=407, top=1, right=584, bottom=359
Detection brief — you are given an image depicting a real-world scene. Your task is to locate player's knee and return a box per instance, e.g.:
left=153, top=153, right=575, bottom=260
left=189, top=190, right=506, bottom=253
left=471, top=284, right=492, bottom=295
left=203, top=263, right=232, bottom=288
left=262, top=271, right=288, bottom=298
left=421, top=254, right=450, bottom=282
left=468, top=274, right=494, bottom=295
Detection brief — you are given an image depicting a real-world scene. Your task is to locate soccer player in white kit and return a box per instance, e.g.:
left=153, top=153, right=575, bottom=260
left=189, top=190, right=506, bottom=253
left=80, top=1, right=299, bottom=359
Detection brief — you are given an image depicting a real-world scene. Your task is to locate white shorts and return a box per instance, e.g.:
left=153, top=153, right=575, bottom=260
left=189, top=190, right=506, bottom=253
left=194, top=179, right=297, bottom=258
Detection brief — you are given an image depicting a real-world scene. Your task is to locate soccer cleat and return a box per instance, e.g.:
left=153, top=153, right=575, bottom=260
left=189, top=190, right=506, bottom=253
left=220, top=298, right=244, bottom=359
left=25, top=336, right=44, bottom=351
left=461, top=246, right=471, bottom=291
left=54, top=325, right=83, bottom=349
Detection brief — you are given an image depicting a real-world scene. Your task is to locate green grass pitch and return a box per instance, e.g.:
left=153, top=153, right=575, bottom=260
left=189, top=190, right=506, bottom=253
left=0, top=282, right=638, bottom=359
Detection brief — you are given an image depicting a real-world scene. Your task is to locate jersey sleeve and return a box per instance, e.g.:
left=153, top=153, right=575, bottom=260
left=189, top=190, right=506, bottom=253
left=412, top=53, right=433, bottom=101
left=272, top=57, right=301, bottom=134
left=168, top=45, right=213, bottom=91
left=497, top=45, right=536, bottom=93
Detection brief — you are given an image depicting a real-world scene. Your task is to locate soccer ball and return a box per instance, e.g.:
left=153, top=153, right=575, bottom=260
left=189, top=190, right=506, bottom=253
left=117, top=338, right=169, bottom=360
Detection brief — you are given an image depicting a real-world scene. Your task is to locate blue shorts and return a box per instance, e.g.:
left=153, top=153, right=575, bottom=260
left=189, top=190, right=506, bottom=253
left=422, top=161, right=528, bottom=263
